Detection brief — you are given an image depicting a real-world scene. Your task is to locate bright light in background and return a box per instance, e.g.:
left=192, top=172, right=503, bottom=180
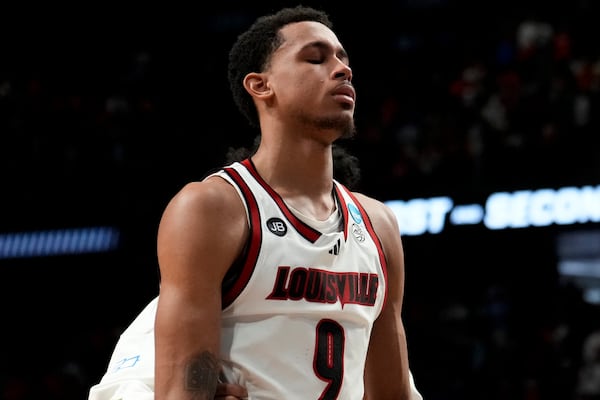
left=386, top=184, right=600, bottom=236
left=0, top=226, right=120, bottom=259
left=484, top=186, right=600, bottom=229
left=385, top=196, right=454, bottom=235
left=557, top=230, right=600, bottom=305
left=385, top=184, right=600, bottom=305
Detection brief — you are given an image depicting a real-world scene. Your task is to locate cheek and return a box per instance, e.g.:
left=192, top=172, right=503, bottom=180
left=276, top=70, right=321, bottom=102
left=295, top=78, right=320, bottom=98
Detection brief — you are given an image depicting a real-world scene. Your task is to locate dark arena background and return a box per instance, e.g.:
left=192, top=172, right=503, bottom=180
left=2, top=1, right=600, bottom=399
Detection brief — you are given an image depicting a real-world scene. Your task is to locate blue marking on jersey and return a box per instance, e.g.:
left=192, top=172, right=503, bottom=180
left=348, top=203, right=362, bottom=224
left=111, top=355, right=141, bottom=372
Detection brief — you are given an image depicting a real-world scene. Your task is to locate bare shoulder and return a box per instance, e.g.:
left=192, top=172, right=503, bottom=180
left=157, top=175, right=249, bottom=282
left=352, top=192, right=400, bottom=236
left=158, top=175, right=248, bottom=241
left=164, top=175, right=245, bottom=219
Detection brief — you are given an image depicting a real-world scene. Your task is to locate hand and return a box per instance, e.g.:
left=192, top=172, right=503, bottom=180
left=215, top=381, right=248, bottom=399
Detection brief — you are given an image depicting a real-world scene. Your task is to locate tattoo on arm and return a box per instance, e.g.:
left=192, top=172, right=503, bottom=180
left=185, top=351, right=220, bottom=398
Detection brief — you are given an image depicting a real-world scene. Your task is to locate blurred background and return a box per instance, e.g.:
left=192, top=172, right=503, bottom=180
left=1, top=0, right=600, bottom=399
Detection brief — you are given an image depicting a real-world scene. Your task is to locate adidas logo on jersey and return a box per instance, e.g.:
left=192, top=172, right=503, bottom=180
left=328, top=238, right=341, bottom=255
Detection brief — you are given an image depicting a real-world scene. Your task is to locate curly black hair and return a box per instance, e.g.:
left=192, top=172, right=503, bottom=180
left=227, top=6, right=333, bottom=128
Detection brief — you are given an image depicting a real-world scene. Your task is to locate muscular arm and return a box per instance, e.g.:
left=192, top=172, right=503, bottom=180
left=154, top=177, right=248, bottom=400
left=357, top=193, right=412, bottom=400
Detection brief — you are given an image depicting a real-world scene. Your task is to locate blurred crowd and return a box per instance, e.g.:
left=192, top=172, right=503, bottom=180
left=1, top=1, right=600, bottom=399
left=348, top=7, right=600, bottom=200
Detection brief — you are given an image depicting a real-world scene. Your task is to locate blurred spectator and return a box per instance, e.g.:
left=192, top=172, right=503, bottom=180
left=575, top=329, right=600, bottom=399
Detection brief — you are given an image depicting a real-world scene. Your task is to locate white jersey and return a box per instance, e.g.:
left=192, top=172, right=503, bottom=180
left=88, top=159, right=423, bottom=400
left=215, top=159, right=387, bottom=399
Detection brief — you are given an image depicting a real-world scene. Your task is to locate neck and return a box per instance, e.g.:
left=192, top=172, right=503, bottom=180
left=250, top=135, right=336, bottom=220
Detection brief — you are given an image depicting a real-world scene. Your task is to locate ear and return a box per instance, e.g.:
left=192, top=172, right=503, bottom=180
left=243, top=72, right=272, bottom=100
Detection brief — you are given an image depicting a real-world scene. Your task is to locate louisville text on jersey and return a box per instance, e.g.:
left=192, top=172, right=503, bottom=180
left=266, top=266, right=379, bottom=308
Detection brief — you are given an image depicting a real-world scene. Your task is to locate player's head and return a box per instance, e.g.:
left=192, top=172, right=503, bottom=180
left=228, top=6, right=334, bottom=129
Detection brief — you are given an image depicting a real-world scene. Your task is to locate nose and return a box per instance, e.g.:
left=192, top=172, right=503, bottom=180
left=333, top=61, right=352, bottom=82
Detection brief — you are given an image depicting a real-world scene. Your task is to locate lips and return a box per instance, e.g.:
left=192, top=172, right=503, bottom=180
left=332, top=84, right=356, bottom=104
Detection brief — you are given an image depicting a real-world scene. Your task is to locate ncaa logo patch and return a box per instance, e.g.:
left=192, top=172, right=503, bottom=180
left=348, top=203, right=362, bottom=224
left=267, top=217, right=287, bottom=236
left=352, top=223, right=365, bottom=242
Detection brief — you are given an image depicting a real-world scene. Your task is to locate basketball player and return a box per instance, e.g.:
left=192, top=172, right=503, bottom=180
left=89, top=5, right=423, bottom=400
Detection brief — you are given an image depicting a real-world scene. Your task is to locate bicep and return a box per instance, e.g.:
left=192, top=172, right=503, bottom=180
left=156, top=180, right=248, bottom=306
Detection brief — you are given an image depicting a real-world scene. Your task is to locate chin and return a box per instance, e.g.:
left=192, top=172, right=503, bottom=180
left=339, top=123, right=356, bottom=139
